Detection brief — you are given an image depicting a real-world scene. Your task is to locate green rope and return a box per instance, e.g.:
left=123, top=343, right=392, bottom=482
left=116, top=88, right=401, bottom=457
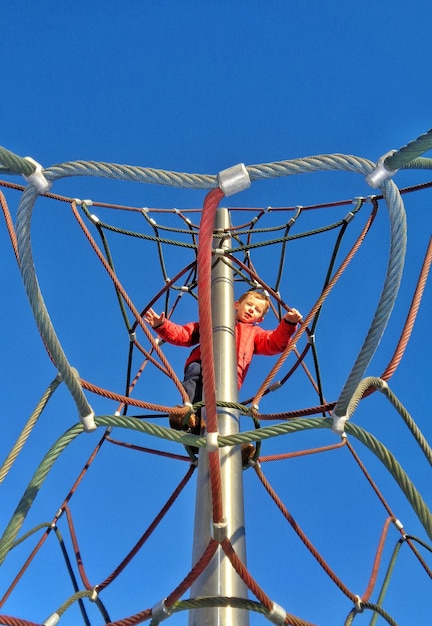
left=0, top=422, right=83, bottom=565
left=369, top=539, right=404, bottom=626
left=152, top=596, right=315, bottom=626
left=0, top=145, right=34, bottom=176
left=339, top=376, right=432, bottom=465
left=344, top=601, right=398, bottom=626
left=385, top=128, right=432, bottom=170
left=2, top=412, right=429, bottom=570
left=0, top=374, right=62, bottom=485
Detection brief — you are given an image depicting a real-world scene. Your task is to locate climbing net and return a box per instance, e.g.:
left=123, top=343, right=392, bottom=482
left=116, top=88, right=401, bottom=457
left=0, top=136, right=431, bottom=625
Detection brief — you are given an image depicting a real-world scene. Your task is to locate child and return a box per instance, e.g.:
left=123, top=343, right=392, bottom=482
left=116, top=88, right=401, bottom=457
left=145, top=290, right=302, bottom=458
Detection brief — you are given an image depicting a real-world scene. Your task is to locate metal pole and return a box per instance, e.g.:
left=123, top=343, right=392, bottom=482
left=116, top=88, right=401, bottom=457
left=189, top=208, right=249, bottom=625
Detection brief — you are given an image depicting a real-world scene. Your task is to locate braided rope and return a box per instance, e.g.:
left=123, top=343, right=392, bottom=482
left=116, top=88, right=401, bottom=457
left=0, top=145, right=35, bottom=176
left=0, top=375, right=62, bottom=484
left=11, top=149, right=404, bottom=431
left=1, top=408, right=429, bottom=577
left=15, top=184, right=94, bottom=425
left=1, top=143, right=430, bottom=623
left=385, top=127, right=432, bottom=170
left=334, top=177, right=407, bottom=415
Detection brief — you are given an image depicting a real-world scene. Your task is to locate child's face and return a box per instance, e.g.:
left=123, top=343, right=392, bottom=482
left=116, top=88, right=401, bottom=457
left=235, top=294, right=267, bottom=324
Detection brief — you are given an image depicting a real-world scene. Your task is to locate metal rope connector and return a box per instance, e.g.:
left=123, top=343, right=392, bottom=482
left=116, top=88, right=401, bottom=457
left=81, top=410, right=97, bottom=433
left=332, top=412, right=348, bottom=434
left=152, top=598, right=172, bottom=621
left=23, top=157, right=51, bottom=194
left=218, top=163, right=251, bottom=196
left=354, top=595, right=363, bottom=613
left=365, top=150, right=399, bottom=188
left=42, top=614, right=60, bottom=626
left=211, top=517, right=228, bottom=542
left=267, top=601, right=287, bottom=625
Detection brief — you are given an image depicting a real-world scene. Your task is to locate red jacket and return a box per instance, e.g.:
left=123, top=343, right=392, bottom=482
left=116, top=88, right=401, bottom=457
left=155, top=317, right=297, bottom=389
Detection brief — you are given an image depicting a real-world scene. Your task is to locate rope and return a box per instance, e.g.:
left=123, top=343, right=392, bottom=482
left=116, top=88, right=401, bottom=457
left=334, top=177, right=407, bottom=416
left=16, top=184, right=95, bottom=427
left=341, top=376, right=432, bottom=465
left=378, top=236, right=432, bottom=382
left=0, top=374, right=62, bottom=484
left=197, top=186, right=225, bottom=522
left=0, top=145, right=35, bottom=176
left=1, top=141, right=431, bottom=624
left=385, top=127, right=432, bottom=170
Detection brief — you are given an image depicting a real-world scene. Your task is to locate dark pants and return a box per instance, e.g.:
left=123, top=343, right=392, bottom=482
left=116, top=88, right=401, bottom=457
left=182, top=360, right=203, bottom=405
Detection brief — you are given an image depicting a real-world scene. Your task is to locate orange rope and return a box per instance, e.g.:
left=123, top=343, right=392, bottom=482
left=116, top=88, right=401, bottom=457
left=69, top=200, right=189, bottom=404
left=361, top=517, right=393, bottom=602
left=0, top=191, right=19, bottom=263
left=378, top=236, right=432, bottom=384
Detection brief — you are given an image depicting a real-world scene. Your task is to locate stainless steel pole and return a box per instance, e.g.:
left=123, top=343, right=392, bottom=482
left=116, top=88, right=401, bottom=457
left=189, top=208, right=249, bottom=625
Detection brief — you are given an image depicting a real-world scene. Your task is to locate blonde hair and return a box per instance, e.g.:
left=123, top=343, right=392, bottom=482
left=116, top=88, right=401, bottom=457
left=238, top=290, right=271, bottom=315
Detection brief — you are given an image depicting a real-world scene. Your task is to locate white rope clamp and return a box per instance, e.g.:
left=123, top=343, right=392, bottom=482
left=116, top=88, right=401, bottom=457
left=23, top=157, right=51, bottom=194
left=332, top=412, right=348, bottom=434
left=267, top=601, right=287, bottom=625
left=152, top=598, right=172, bottom=621
left=365, top=150, right=399, bottom=188
left=211, top=517, right=228, bottom=542
left=81, top=410, right=97, bottom=433
left=218, top=163, right=251, bottom=196
left=206, top=431, right=219, bottom=452
left=393, top=518, right=406, bottom=537
left=42, top=614, right=60, bottom=626
left=378, top=379, right=389, bottom=392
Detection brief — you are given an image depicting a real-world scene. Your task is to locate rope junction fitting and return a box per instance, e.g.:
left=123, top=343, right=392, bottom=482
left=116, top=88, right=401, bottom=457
left=22, top=156, right=51, bottom=193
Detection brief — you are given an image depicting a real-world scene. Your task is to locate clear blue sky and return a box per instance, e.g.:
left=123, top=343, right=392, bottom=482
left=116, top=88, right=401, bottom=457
left=0, top=2, right=431, bottom=625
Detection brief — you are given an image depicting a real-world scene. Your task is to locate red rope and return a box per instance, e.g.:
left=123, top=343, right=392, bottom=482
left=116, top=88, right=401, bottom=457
left=197, top=187, right=225, bottom=522
left=165, top=539, right=219, bottom=607
left=254, top=462, right=357, bottom=602
left=0, top=617, right=39, bottom=626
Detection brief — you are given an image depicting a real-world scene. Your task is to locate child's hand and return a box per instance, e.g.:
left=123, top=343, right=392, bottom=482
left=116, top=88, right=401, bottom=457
left=284, top=308, right=303, bottom=324
left=144, top=308, right=165, bottom=328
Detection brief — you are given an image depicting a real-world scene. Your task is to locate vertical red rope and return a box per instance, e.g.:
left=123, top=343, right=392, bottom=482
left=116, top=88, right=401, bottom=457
left=197, top=187, right=225, bottom=522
